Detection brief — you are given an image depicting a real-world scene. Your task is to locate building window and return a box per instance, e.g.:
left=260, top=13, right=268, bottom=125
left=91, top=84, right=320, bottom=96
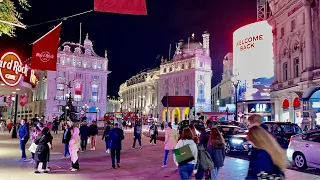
left=174, top=79, right=179, bottom=96
left=92, top=75, right=99, bottom=81
left=56, top=83, right=64, bottom=100
left=291, top=20, right=295, bottom=31
left=188, top=62, right=192, bottom=68
left=294, top=58, right=299, bottom=78
left=74, top=82, right=82, bottom=101
left=181, top=64, right=185, bottom=70
left=199, top=75, right=204, bottom=81
left=77, top=61, right=82, bottom=67
left=98, top=64, right=102, bottom=69
left=91, top=84, right=98, bottom=102
left=58, top=71, right=65, bottom=77
left=283, top=62, right=288, bottom=81
left=200, top=61, right=204, bottom=67
left=169, top=67, right=172, bottom=72
left=281, top=27, right=284, bottom=38
left=165, top=86, right=169, bottom=96
left=86, top=62, right=92, bottom=68
left=163, top=68, right=166, bottom=73
left=185, top=81, right=190, bottom=95
left=198, top=84, right=204, bottom=100
left=75, top=73, right=83, bottom=79
left=165, top=79, right=169, bottom=85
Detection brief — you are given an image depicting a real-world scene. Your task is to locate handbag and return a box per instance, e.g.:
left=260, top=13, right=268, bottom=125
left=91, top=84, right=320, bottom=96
left=28, top=143, right=38, bottom=153
left=174, top=141, right=195, bottom=165
left=87, top=137, right=91, bottom=144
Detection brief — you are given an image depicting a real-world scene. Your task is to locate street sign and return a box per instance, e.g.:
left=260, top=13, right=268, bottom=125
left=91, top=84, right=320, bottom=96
left=161, top=96, right=194, bottom=107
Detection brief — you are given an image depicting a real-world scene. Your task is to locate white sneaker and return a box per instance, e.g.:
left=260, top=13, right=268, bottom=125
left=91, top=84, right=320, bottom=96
left=139, top=146, right=142, bottom=150
left=161, top=165, right=167, bottom=168
left=29, top=159, right=35, bottom=164
left=93, top=147, right=96, bottom=150
left=69, top=167, right=73, bottom=170
left=66, top=155, right=71, bottom=159
left=70, top=168, right=78, bottom=172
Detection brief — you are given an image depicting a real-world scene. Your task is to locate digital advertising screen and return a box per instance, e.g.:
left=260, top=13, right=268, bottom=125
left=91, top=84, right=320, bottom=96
left=233, top=21, right=274, bottom=101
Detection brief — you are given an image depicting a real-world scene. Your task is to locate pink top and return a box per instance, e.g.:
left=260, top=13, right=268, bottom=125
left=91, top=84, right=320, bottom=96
left=31, top=130, right=40, bottom=142
left=164, top=127, right=179, bottom=150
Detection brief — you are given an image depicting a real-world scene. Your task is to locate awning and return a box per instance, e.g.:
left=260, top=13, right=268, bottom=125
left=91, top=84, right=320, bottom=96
left=88, top=106, right=98, bottom=113
left=301, top=86, right=320, bottom=101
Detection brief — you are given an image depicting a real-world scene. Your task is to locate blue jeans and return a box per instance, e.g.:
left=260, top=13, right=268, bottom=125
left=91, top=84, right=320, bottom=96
left=31, top=152, right=35, bottom=160
left=178, top=163, right=194, bottom=180
left=163, top=150, right=174, bottom=165
left=210, top=167, right=220, bottom=180
left=20, top=139, right=27, bottom=159
left=105, top=140, right=111, bottom=150
left=64, top=143, right=70, bottom=157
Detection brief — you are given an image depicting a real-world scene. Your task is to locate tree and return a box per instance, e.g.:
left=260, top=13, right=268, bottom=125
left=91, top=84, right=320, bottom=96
left=0, top=0, right=30, bottom=37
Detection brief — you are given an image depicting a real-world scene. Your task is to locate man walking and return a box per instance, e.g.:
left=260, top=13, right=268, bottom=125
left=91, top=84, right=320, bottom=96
left=89, top=121, right=98, bottom=150
left=18, top=119, right=29, bottom=161
left=79, top=121, right=89, bottom=152
left=109, top=123, right=124, bottom=169
left=132, top=123, right=142, bottom=149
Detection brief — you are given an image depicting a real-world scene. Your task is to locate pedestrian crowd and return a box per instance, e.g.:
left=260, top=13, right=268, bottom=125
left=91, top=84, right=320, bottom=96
left=11, top=114, right=287, bottom=179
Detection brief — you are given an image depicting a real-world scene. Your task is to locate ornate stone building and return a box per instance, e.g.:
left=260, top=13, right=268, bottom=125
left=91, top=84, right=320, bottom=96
left=34, top=34, right=110, bottom=122
left=268, top=0, right=320, bottom=125
left=158, top=32, right=212, bottom=124
left=118, top=68, right=160, bottom=117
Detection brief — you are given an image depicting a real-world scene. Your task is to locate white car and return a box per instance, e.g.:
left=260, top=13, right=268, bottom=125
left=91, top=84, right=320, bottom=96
left=287, top=130, right=320, bottom=170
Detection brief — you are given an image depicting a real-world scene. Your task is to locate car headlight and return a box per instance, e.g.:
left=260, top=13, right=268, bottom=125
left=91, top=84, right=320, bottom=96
left=231, top=138, right=244, bottom=144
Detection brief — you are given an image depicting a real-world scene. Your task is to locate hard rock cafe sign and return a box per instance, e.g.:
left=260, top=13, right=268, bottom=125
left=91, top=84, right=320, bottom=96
left=0, top=52, right=38, bottom=87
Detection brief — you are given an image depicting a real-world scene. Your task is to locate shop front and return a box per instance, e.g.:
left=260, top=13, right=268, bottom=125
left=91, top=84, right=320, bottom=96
left=301, top=87, right=320, bottom=130
left=246, top=101, right=272, bottom=122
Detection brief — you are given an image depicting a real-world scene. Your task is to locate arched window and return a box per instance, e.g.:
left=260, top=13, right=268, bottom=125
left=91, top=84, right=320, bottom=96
left=181, top=64, right=185, bottom=70
left=185, top=81, right=190, bottom=95
left=198, top=84, right=204, bottom=100
left=74, top=82, right=83, bottom=101
left=175, top=83, right=179, bottom=96
left=56, top=83, right=65, bottom=100
left=169, top=67, right=172, bottom=72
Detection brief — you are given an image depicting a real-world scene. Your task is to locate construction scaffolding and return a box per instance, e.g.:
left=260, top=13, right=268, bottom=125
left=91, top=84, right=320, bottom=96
left=257, top=0, right=271, bottom=21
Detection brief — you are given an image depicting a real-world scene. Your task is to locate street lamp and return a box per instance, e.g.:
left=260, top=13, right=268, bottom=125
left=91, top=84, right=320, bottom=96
left=231, top=76, right=240, bottom=121
left=120, top=99, right=124, bottom=117
left=138, top=95, right=145, bottom=124
left=82, top=104, right=89, bottom=118
left=96, top=107, right=100, bottom=120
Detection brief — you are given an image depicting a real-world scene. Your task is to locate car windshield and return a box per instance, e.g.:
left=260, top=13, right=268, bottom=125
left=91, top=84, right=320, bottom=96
left=220, top=127, right=245, bottom=135
left=280, top=124, right=302, bottom=134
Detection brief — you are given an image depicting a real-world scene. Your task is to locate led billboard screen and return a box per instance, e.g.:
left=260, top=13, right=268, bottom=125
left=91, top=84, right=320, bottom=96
left=233, top=21, right=274, bottom=101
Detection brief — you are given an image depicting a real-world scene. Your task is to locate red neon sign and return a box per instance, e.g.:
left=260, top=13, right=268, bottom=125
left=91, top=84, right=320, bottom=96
left=0, top=52, right=38, bottom=87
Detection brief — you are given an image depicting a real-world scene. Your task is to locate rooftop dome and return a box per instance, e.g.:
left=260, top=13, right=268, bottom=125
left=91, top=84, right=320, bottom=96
left=84, top=33, right=93, bottom=47
left=182, top=41, right=202, bottom=50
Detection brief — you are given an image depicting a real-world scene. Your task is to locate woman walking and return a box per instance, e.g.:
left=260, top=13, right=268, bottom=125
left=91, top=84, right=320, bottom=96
left=102, top=124, right=111, bottom=153
left=246, top=125, right=286, bottom=179
left=207, top=127, right=226, bottom=180
left=69, top=127, right=81, bottom=171
left=162, top=122, right=178, bottom=168
left=149, top=124, right=158, bottom=145
left=174, top=128, right=198, bottom=180
left=61, top=124, right=71, bottom=159
left=34, top=127, right=53, bottom=173
left=29, top=125, right=41, bottom=164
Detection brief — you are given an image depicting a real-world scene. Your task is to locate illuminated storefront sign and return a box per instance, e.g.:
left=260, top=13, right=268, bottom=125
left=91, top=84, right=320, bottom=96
left=233, top=21, right=274, bottom=101
left=0, top=52, right=38, bottom=87
left=248, top=103, right=271, bottom=113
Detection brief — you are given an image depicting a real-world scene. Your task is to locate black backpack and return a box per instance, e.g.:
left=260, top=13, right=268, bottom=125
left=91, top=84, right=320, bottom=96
left=198, top=145, right=214, bottom=171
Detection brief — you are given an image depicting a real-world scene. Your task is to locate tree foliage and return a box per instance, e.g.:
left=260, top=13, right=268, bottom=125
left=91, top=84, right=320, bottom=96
left=0, top=0, right=30, bottom=37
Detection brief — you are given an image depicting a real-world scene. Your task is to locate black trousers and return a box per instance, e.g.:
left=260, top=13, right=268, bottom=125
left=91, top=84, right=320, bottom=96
left=132, top=137, right=141, bottom=147
left=35, top=161, right=47, bottom=170
left=110, top=148, right=121, bottom=167
left=81, top=139, right=87, bottom=151
left=150, top=135, right=157, bottom=144
left=72, top=160, right=79, bottom=169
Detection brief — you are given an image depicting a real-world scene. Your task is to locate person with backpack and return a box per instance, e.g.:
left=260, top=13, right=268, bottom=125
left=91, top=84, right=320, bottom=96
left=132, top=123, right=142, bottom=149
left=109, top=123, right=125, bottom=169
left=206, top=127, right=226, bottom=180
left=149, top=124, right=158, bottom=145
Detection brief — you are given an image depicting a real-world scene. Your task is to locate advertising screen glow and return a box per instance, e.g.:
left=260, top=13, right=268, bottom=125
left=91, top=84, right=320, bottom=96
left=233, top=21, right=274, bottom=101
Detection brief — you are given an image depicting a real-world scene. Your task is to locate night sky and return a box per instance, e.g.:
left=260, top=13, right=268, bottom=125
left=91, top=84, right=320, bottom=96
left=0, top=0, right=256, bottom=96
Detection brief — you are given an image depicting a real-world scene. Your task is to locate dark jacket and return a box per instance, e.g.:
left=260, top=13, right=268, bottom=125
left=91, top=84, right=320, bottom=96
left=18, top=124, right=29, bottom=140
left=35, top=129, right=53, bottom=162
left=62, top=128, right=71, bottom=144
left=102, top=126, right=111, bottom=141
left=199, top=129, right=210, bottom=149
left=79, top=125, right=90, bottom=140
left=134, top=125, right=142, bottom=138
left=247, top=149, right=284, bottom=179
left=89, top=124, right=98, bottom=136
left=207, top=142, right=225, bottom=168
left=109, top=127, right=124, bottom=150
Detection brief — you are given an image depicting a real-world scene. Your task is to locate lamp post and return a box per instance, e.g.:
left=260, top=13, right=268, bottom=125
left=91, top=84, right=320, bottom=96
left=231, top=76, right=240, bottom=121
left=82, top=104, right=89, bottom=119
left=138, top=95, right=145, bottom=124
left=120, top=99, right=124, bottom=117
left=96, top=107, right=100, bottom=120
left=65, top=93, right=70, bottom=121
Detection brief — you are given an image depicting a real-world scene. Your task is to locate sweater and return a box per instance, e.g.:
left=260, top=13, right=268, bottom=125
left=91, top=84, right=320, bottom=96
left=174, top=139, right=198, bottom=165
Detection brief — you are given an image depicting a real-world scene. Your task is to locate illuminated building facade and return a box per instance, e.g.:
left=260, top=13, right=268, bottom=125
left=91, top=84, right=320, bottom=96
left=159, top=32, right=212, bottom=124
left=268, top=0, right=320, bottom=124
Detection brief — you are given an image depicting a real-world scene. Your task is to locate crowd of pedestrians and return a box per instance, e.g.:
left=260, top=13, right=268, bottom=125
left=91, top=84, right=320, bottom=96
left=9, top=114, right=287, bottom=179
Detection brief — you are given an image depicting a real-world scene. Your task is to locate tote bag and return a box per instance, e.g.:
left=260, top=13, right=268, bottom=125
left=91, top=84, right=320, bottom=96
left=174, top=141, right=195, bottom=165
left=28, top=143, right=38, bottom=153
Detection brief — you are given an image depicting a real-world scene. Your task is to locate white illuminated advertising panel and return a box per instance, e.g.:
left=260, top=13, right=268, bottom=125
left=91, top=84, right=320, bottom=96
left=233, top=21, right=274, bottom=101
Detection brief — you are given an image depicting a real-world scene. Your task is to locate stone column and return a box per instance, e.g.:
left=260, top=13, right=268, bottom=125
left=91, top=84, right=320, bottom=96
left=288, top=95, right=295, bottom=123
left=273, top=97, right=281, bottom=121
left=303, top=0, right=314, bottom=70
